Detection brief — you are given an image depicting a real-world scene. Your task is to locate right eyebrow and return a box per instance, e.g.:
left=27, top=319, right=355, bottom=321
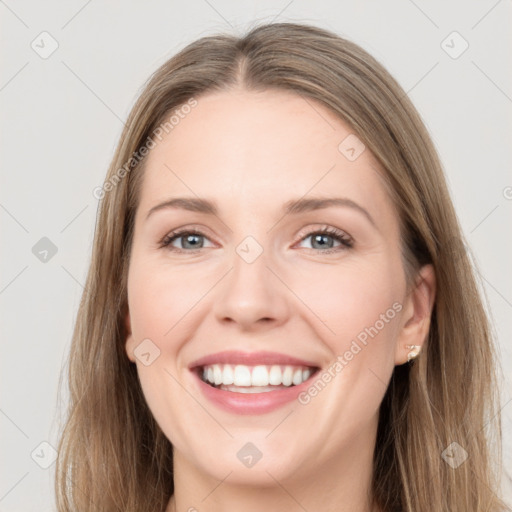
left=146, top=197, right=218, bottom=220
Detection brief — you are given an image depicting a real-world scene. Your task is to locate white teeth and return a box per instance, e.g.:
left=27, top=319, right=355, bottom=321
left=251, top=365, right=269, bottom=386
left=221, top=385, right=281, bottom=394
left=213, top=364, right=223, bottom=385
left=268, top=365, right=282, bottom=385
left=223, top=364, right=234, bottom=385
left=200, top=363, right=315, bottom=388
left=233, top=365, right=252, bottom=386
left=282, top=366, right=293, bottom=386
left=292, top=368, right=303, bottom=386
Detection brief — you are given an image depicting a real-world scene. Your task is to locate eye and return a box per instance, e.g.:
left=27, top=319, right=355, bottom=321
left=159, top=228, right=215, bottom=252
left=159, top=225, right=353, bottom=254
left=295, top=226, right=353, bottom=253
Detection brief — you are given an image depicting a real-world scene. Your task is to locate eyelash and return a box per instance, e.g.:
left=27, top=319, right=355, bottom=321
left=158, top=225, right=354, bottom=254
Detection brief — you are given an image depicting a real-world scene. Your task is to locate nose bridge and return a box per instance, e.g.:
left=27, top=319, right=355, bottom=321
left=212, top=232, right=290, bottom=328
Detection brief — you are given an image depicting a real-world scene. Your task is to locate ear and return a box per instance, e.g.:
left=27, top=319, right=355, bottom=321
left=124, top=308, right=136, bottom=363
left=394, top=264, right=436, bottom=365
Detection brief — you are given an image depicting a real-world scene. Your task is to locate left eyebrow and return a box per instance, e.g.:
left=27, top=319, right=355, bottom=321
left=145, top=195, right=377, bottom=229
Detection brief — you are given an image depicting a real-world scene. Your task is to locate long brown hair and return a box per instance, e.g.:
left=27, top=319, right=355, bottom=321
left=55, top=22, right=510, bottom=511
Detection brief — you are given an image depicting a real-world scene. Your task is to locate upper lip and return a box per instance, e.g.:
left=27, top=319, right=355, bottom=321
left=189, top=350, right=319, bottom=369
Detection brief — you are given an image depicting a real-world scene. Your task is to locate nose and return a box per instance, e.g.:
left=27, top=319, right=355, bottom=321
left=212, top=246, right=291, bottom=331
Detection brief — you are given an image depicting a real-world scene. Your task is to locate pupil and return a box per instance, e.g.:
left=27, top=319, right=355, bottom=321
left=313, top=234, right=333, bottom=249
left=184, top=234, right=202, bottom=249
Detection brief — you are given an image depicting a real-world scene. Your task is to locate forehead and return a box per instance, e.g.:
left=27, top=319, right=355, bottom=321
left=137, top=89, right=394, bottom=222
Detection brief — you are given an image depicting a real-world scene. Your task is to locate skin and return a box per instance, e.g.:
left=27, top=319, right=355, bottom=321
left=124, top=88, right=436, bottom=512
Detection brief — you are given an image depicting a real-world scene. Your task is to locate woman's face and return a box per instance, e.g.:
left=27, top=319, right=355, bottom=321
left=124, top=88, right=433, bottom=487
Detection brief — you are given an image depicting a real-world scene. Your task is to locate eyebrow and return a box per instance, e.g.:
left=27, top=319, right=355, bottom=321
left=145, top=196, right=376, bottom=227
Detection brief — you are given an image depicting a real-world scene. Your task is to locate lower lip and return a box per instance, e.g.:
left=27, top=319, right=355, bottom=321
left=192, top=369, right=318, bottom=415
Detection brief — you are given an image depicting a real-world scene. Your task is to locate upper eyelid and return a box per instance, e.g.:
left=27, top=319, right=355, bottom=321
left=163, top=224, right=349, bottom=239
left=296, top=225, right=351, bottom=240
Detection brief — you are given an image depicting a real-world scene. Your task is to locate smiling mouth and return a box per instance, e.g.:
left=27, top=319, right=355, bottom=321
left=196, top=363, right=320, bottom=393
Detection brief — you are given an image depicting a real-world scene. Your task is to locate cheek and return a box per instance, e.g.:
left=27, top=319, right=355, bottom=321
left=297, top=258, right=403, bottom=349
left=127, top=260, right=201, bottom=446
left=128, top=259, right=207, bottom=341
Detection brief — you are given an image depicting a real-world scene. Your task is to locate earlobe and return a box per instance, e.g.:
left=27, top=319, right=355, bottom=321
left=395, top=264, right=436, bottom=365
left=124, top=310, right=136, bottom=363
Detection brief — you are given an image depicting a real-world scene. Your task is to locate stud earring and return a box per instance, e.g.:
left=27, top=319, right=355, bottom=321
left=406, top=345, right=421, bottom=362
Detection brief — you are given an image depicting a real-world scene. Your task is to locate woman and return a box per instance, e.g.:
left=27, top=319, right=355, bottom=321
left=55, top=22, right=510, bottom=511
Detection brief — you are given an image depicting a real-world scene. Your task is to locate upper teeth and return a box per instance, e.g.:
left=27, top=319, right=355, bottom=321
left=201, top=364, right=313, bottom=387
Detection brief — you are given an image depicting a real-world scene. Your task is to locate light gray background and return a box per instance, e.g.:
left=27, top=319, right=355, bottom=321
left=1, top=1, right=511, bottom=510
